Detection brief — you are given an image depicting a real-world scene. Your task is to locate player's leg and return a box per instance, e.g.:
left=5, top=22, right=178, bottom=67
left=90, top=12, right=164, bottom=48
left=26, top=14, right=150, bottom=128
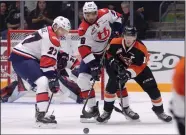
left=0, top=76, right=29, bottom=103
left=1, top=81, right=19, bottom=102
left=97, top=59, right=119, bottom=123
left=97, top=62, right=139, bottom=123
left=115, top=86, right=139, bottom=120
left=58, top=76, right=83, bottom=104
left=97, top=74, right=117, bottom=123
left=134, top=66, right=172, bottom=122
left=77, top=60, right=99, bottom=122
left=11, top=58, right=57, bottom=126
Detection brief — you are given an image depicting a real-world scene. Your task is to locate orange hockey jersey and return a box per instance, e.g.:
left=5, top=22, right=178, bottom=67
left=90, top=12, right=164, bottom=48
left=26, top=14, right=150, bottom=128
left=107, top=37, right=149, bottom=78
left=171, top=57, right=185, bottom=118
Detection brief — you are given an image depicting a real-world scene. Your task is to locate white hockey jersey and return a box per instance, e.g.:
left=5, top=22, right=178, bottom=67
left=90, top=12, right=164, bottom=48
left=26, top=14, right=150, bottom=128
left=12, top=26, right=60, bottom=74
left=78, top=8, right=122, bottom=64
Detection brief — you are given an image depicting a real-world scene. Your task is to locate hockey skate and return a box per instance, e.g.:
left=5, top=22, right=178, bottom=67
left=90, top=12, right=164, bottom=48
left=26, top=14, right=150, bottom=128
left=96, top=110, right=112, bottom=123
left=152, top=106, right=172, bottom=122
left=35, top=105, right=57, bottom=128
left=80, top=102, right=100, bottom=123
left=122, top=106, right=140, bottom=121
left=114, top=104, right=140, bottom=121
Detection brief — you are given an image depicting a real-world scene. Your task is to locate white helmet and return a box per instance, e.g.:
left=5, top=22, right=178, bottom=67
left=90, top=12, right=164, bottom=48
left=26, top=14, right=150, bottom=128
left=52, top=16, right=71, bottom=32
left=83, top=2, right=98, bottom=15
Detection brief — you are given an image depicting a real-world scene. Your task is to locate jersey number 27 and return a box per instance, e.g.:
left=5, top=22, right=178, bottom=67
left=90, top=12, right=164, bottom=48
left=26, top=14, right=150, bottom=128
left=47, top=47, right=57, bottom=56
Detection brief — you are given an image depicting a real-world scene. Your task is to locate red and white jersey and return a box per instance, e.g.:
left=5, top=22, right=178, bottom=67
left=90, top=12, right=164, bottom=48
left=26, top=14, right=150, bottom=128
left=78, top=8, right=121, bottom=64
left=67, top=54, right=80, bottom=70
left=12, top=26, right=60, bottom=73
left=58, top=49, right=80, bottom=70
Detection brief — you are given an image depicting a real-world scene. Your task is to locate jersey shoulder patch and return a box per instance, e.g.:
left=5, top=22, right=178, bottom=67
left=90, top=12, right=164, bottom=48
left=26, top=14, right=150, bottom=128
left=134, top=41, right=148, bottom=55
left=47, top=26, right=60, bottom=47
left=110, top=37, right=123, bottom=45
left=78, top=20, right=90, bottom=36
left=98, top=8, right=109, bottom=18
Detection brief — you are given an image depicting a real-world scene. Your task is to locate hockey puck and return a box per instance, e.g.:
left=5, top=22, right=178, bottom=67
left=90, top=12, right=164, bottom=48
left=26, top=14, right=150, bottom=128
left=83, top=128, right=89, bottom=134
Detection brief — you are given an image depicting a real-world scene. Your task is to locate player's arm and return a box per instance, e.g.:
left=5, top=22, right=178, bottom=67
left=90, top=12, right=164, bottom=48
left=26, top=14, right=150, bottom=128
left=78, top=29, right=96, bottom=65
left=106, top=43, right=124, bottom=71
left=40, top=35, right=60, bottom=79
left=127, top=41, right=149, bottom=78
left=107, top=9, right=122, bottom=35
left=78, top=28, right=101, bottom=81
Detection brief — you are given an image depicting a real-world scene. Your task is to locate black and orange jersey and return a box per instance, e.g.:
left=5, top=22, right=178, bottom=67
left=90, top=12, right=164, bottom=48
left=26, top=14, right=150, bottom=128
left=107, top=37, right=149, bottom=78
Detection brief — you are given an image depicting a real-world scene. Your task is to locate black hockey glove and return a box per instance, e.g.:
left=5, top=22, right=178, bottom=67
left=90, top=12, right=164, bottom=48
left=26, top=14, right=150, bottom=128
left=117, top=70, right=132, bottom=85
left=57, top=52, right=69, bottom=71
left=48, top=78, right=60, bottom=93
left=89, top=61, right=101, bottom=81
left=108, top=57, right=124, bottom=72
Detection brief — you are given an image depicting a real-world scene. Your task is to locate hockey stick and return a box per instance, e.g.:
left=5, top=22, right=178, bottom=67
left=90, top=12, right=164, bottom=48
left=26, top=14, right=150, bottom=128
left=45, top=71, right=62, bottom=114
left=114, top=66, right=126, bottom=114
left=46, top=93, right=54, bottom=113
left=82, top=43, right=110, bottom=117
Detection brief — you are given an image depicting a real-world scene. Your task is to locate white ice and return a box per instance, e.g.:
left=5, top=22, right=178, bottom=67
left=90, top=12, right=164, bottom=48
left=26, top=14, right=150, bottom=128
left=1, top=92, right=178, bottom=134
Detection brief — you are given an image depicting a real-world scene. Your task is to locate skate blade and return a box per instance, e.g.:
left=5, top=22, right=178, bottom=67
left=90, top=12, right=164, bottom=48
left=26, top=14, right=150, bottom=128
left=158, top=117, right=172, bottom=123
left=96, top=120, right=109, bottom=124
left=34, top=122, right=57, bottom=129
left=80, top=117, right=97, bottom=123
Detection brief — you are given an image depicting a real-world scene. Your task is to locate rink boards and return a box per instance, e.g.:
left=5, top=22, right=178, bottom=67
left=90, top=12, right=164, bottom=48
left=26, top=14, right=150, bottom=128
left=1, top=40, right=184, bottom=92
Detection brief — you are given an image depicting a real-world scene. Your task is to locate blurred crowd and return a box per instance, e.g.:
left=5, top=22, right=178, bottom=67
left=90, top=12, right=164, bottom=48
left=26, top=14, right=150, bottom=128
left=0, top=1, right=164, bottom=40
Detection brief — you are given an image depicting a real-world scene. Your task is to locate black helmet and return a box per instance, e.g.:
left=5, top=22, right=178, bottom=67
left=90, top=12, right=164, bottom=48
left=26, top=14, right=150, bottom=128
left=123, top=26, right=137, bottom=36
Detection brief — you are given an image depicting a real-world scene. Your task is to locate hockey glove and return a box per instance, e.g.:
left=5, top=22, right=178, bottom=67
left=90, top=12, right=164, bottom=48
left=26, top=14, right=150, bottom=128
left=48, top=78, right=60, bottom=93
left=117, top=70, right=132, bottom=85
left=108, top=57, right=124, bottom=72
left=89, top=61, right=101, bottom=81
left=57, top=52, right=69, bottom=71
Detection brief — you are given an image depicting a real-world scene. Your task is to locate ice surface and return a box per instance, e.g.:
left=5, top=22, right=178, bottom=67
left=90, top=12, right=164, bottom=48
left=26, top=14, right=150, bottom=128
left=1, top=92, right=178, bottom=134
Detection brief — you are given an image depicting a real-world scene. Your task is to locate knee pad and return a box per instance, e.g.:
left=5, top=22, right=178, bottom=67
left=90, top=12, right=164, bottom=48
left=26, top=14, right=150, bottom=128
left=77, top=73, right=92, bottom=91
left=106, top=78, right=118, bottom=94
left=35, top=76, right=49, bottom=93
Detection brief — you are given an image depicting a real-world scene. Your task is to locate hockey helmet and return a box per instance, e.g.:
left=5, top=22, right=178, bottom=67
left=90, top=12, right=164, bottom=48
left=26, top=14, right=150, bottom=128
left=52, top=16, right=71, bottom=32
left=83, top=2, right=98, bottom=14
left=123, top=26, right=137, bottom=37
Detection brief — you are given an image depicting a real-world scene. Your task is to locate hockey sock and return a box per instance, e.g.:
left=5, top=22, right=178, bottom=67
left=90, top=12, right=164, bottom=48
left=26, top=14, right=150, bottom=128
left=116, top=88, right=129, bottom=108
left=104, top=91, right=116, bottom=112
left=81, top=89, right=96, bottom=108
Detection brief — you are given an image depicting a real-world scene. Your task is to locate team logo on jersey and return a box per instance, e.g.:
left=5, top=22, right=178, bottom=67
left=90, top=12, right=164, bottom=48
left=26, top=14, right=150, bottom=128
left=97, top=27, right=111, bottom=41
left=118, top=54, right=134, bottom=67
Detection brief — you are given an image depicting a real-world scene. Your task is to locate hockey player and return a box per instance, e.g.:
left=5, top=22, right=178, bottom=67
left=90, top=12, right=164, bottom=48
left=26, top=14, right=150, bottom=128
left=8, top=16, right=71, bottom=127
left=170, top=57, right=185, bottom=135
left=77, top=1, right=122, bottom=122
left=1, top=51, right=83, bottom=104
left=97, top=26, right=172, bottom=123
